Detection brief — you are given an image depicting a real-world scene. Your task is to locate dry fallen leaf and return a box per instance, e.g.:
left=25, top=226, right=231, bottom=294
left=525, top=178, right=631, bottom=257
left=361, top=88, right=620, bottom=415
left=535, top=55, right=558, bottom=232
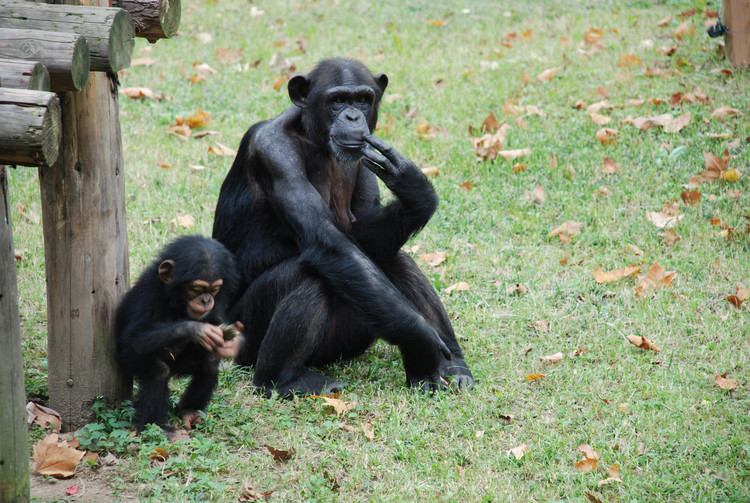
left=33, top=434, right=85, bottom=478
left=170, top=214, right=195, bottom=229
left=445, top=282, right=470, bottom=294
left=497, top=148, right=531, bottom=160
left=575, top=457, right=598, bottom=472
left=597, top=464, right=623, bottom=486
left=549, top=221, right=584, bottom=242
left=537, top=67, right=562, bottom=81
left=265, top=445, right=296, bottom=464
left=592, top=265, right=641, bottom=284
left=602, top=157, right=621, bottom=174
left=726, top=287, right=750, bottom=308
left=506, top=444, right=530, bottom=459
left=317, top=396, right=355, bottom=416
left=528, top=184, right=546, bottom=205
left=634, top=262, right=676, bottom=298
left=714, top=373, right=739, bottom=390
left=26, top=402, right=63, bottom=430
left=646, top=210, right=684, bottom=229
left=626, top=334, right=661, bottom=352
left=506, top=283, right=529, bottom=296
left=418, top=251, right=447, bottom=267
left=540, top=352, right=564, bottom=365
left=119, top=87, right=155, bottom=99
left=588, top=113, right=612, bottom=125
left=595, top=128, right=619, bottom=145
left=576, top=443, right=600, bottom=460
left=711, top=106, right=739, bottom=119
left=680, top=190, right=701, bottom=206
left=524, top=373, right=545, bottom=381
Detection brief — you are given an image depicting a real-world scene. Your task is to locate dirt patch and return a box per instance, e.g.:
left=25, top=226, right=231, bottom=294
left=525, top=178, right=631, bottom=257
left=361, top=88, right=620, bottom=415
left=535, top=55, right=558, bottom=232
left=30, top=459, right=138, bottom=502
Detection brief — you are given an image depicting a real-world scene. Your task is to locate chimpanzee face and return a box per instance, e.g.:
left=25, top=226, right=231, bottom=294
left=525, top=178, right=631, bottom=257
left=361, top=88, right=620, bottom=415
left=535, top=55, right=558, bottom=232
left=325, top=85, right=377, bottom=162
left=185, top=279, right=223, bottom=319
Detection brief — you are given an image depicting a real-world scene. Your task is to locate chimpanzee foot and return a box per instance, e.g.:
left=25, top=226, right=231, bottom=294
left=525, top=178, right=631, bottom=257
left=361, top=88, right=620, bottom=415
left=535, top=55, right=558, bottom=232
left=255, top=369, right=346, bottom=398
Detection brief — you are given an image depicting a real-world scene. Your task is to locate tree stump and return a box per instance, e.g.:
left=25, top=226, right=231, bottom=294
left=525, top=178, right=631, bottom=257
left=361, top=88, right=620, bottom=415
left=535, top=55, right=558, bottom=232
left=112, top=0, right=180, bottom=42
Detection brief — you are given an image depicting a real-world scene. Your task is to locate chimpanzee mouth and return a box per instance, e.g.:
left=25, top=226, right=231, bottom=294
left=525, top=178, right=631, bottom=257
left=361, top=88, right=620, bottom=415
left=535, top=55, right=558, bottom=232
left=332, top=138, right=366, bottom=150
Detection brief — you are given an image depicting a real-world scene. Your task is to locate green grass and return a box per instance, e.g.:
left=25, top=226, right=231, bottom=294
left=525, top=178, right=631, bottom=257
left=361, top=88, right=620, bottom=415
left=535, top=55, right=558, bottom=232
left=10, top=0, right=750, bottom=501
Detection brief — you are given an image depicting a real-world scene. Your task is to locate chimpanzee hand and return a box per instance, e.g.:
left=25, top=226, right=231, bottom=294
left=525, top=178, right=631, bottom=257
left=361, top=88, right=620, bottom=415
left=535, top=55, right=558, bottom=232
left=212, top=333, right=245, bottom=359
left=194, top=322, right=224, bottom=352
left=361, top=134, right=416, bottom=185
left=181, top=410, right=204, bottom=430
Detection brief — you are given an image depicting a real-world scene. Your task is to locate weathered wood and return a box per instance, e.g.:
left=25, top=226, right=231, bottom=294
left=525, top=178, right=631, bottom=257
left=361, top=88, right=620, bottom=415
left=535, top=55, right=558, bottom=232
left=0, top=88, right=60, bottom=167
left=112, top=0, right=180, bottom=42
left=40, top=74, right=131, bottom=430
left=0, top=28, right=88, bottom=91
left=0, top=165, right=31, bottom=503
left=724, top=0, right=750, bottom=68
left=0, top=0, right=135, bottom=73
left=0, top=58, right=50, bottom=91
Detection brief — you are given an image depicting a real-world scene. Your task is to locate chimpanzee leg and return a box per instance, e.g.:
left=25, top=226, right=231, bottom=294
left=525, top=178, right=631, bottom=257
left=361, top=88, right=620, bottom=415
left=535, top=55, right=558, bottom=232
left=381, top=251, right=474, bottom=391
left=250, top=270, right=345, bottom=397
left=134, top=360, right=171, bottom=431
left=177, top=358, right=220, bottom=417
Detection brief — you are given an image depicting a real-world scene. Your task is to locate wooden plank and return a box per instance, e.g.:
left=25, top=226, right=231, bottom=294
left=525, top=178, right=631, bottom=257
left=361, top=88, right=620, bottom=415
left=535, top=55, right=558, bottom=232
left=112, top=0, right=180, bottom=43
left=0, top=0, right=135, bottom=73
left=0, top=27, right=89, bottom=91
left=0, top=165, right=31, bottom=502
left=0, top=88, right=61, bottom=167
left=724, top=0, right=750, bottom=68
left=0, top=58, right=50, bottom=90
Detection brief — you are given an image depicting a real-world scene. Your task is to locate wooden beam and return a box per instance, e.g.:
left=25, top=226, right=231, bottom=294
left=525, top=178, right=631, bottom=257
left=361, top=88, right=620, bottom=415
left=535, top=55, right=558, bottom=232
left=112, top=0, right=180, bottom=43
left=0, top=88, right=60, bottom=167
left=724, top=0, right=750, bottom=68
left=0, top=0, right=135, bottom=73
left=0, top=165, right=31, bottom=503
left=0, top=58, right=50, bottom=90
left=0, top=27, right=89, bottom=91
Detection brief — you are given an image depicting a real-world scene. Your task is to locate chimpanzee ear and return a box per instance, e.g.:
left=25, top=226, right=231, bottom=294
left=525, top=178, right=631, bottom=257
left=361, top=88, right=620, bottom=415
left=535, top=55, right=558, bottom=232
left=158, top=259, right=175, bottom=284
left=373, top=73, right=388, bottom=94
left=288, top=74, right=310, bottom=108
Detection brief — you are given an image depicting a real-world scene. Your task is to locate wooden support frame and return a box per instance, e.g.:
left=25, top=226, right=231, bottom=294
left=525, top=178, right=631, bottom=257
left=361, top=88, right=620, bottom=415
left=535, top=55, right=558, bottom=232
left=724, top=0, right=750, bottom=68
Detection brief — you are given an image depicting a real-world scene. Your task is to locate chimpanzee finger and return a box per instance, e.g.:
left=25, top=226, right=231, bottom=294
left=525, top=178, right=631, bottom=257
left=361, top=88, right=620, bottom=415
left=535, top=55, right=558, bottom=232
left=363, top=134, right=396, bottom=159
left=361, top=145, right=390, bottom=167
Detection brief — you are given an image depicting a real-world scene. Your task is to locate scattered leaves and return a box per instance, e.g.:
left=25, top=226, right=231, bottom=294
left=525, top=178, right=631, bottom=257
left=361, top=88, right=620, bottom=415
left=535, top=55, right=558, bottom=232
left=634, top=262, right=676, bottom=298
left=170, top=214, right=195, bottom=229
left=540, top=352, right=564, bottom=365
left=726, top=286, right=750, bottom=308
left=524, top=373, right=545, bottom=381
left=598, top=464, right=623, bottom=486
left=26, top=402, right=62, bottom=430
left=445, top=282, right=470, bottom=294
left=595, top=128, right=619, bottom=145
left=575, top=457, right=597, bottom=472
left=549, top=221, right=583, bottom=242
left=537, top=67, right=562, bottom=81
left=314, top=396, right=355, bottom=416
left=418, top=251, right=447, bottom=267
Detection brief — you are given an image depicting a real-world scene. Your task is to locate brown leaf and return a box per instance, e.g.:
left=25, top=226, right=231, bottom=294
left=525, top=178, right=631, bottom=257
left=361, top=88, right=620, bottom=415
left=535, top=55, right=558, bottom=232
left=265, top=445, right=296, bottom=464
left=634, top=262, right=676, bottom=298
left=482, top=111, right=499, bottom=132
left=540, top=352, right=564, bottom=365
left=680, top=190, right=701, bottom=206
left=537, top=67, right=562, bottom=82
left=317, top=396, right=355, bottom=416
left=588, top=113, right=612, bottom=125
left=659, top=229, right=681, bottom=245
left=618, top=53, right=642, bottom=67
left=626, top=244, right=644, bottom=256
left=421, top=166, right=439, bottom=177
left=507, top=283, right=528, bottom=296
left=506, top=444, right=530, bottom=459
left=208, top=142, right=237, bottom=156
left=524, top=373, right=545, bottom=381
left=592, top=265, right=641, bottom=284
left=665, top=112, right=691, bottom=133
left=167, top=124, right=191, bottom=139
left=33, top=434, right=85, bottom=478
left=575, top=457, right=597, bottom=472
left=646, top=211, right=684, bottom=229
left=170, top=214, right=195, bottom=229
left=528, top=184, right=546, bottom=205
left=626, top=334, right=661, bottom=352
left=497, top=148, right=531, bottom=160
left=602, top=157, right=621, bottom=174
left=528, top=320, right=549, bottom=333
left=576, top=443, right=600, bottom=460
left=714, top=373, right=739, bottom=390
left=176, top=108, right=211, bottom=129
left=26, top=402, right=62, bottom=430
left=595, top=128, right=619, bottom=145
left=361, top=421, right=375, bottom=441
left=726, top=287, right=750, bottom=308
left=445, top=282, right=470, bottom=294
left=597, top=464, right=623, bottom=486
left=711, top=106, right=739, bottom=119
left=549, top=221, right=583, bottom=240
left=418, top=251, right=447, bottom=267
left=119, top=87, right=155, bottom=99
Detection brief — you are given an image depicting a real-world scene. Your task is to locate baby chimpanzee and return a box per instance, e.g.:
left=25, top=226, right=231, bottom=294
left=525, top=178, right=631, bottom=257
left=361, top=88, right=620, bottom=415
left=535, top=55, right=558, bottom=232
left=115, top=235, right=243, bottom=432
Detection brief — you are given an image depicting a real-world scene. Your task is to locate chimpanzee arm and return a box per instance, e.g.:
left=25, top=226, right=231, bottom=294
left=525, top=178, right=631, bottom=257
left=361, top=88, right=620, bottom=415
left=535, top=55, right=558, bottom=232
left=352, top=135, right=438, bottom=262
left=255, top=122, right=450, bottom=360
left=123, top=320, right=221, bottom=358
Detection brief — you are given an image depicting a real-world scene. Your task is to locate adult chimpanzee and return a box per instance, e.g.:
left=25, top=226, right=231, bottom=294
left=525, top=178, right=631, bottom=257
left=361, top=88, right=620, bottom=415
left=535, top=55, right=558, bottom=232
left=115, top=235, right=244, bottom=432
left=212, top=57, right=473, bottom=396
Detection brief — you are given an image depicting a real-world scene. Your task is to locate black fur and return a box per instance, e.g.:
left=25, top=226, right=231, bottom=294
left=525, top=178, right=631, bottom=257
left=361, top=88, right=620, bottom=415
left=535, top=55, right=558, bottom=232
left=212, top=58, right=473, bottom=396
left=115, top=236, right=239, bottom=430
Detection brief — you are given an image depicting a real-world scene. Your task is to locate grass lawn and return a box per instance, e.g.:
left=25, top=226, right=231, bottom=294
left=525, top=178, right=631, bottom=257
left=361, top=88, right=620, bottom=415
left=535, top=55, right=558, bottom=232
left=11, top=0, right=750, bottom=501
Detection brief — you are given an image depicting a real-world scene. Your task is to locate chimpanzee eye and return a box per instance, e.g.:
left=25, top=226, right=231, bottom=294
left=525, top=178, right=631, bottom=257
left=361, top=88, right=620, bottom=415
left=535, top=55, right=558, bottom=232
left=334, top=97, right=343, bottom=104
left=210, top=286, right=221, bottom=296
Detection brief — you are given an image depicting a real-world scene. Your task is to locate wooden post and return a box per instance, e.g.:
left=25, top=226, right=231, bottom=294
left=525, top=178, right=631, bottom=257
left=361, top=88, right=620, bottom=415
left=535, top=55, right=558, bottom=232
left=0, top=28, right=89, bottom=91
left=39, top=0, right=132, bottom=428
left=724, top=0, right=750, bottom=68
left=0, top=165, right=31, bottom=503
left=112, top=0, right=180, bottom=42
left=0, top=58, right=50, bottom=91
left=0, top=1, right=135, bottom=73
left=0, top=88, right=61, bottom=167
